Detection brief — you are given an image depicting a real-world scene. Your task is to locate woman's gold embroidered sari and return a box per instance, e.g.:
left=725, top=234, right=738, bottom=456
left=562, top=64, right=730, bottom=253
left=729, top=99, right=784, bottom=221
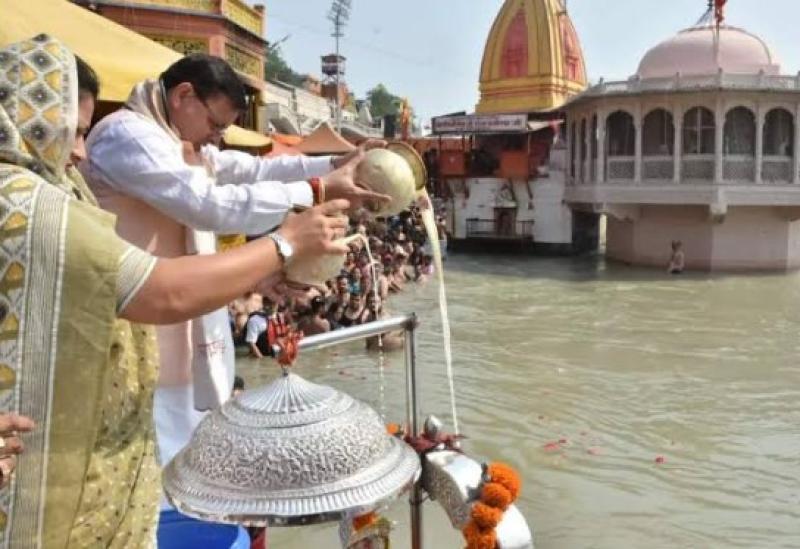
left=0, top=35, right=160, bottom=548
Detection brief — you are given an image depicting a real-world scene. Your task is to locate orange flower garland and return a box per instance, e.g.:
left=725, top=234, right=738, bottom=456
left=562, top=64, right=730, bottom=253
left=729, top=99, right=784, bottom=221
left=352, top=512, right=377, bottom=531
left=479, top=482, right=512, bottom=511
left=471, top=502, right=503, bottom=529
left=462, top=462, right=522, bottom=549
left=463, top=521, right=497, bottom=549
left=487, top=463, right=521, bottom=500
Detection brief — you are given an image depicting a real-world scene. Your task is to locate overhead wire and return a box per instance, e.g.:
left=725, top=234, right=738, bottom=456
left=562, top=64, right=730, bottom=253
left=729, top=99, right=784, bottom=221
left=267, top=11, right=475, bottom=81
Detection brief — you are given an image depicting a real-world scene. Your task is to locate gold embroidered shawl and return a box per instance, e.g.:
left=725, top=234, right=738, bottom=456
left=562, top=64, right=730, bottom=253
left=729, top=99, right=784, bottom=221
left=0, top=35, right=159, bottom=548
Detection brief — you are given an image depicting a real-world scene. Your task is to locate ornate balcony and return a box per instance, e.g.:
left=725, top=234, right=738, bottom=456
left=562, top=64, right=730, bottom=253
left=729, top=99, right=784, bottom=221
left=607, top=157, right=635, bottom=181
left=682, top=155, right=714, bottom=181
left=642, top=156, right=674, bottom=180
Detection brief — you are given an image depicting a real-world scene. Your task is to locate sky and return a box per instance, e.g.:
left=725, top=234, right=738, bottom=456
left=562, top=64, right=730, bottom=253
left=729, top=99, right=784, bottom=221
left=254, top=1, right=800, bottom=128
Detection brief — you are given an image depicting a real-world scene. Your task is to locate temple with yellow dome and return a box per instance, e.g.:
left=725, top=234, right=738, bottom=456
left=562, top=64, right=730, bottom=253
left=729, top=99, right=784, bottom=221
left=425, top=0, right=593, bottom=253
left=477, top=0, right=587, bottom=114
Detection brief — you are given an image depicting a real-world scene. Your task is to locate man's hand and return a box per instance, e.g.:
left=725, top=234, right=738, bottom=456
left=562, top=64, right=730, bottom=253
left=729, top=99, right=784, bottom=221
left=0, top=413, right=34, bottom=489
left=254, top=272, right=308, bottom=305
left=323, top=148, right=391, bottom=211
left=332, top=140, right=387, bottom=170
left=277, top=200, right=351, bottom=258
left=248, top=342, right=264, bottom=360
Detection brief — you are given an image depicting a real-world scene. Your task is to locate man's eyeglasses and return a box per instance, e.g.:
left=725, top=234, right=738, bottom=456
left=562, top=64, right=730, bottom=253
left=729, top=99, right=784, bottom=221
left=195, top=94, right=232, bottom=134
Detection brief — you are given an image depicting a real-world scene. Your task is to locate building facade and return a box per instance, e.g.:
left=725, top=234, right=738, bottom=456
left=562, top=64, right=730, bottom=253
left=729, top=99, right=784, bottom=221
left=564, top=24, right=800, bottom=270
left=74, top=0, right=267, bottom=83
left=437, top=0, right=589, bottom=252
left=73, top=0, right=382, bottom=139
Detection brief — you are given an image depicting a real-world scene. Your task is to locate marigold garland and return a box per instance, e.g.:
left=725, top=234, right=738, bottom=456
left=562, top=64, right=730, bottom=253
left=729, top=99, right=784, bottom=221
left=463, top=461, right=522, bottom=549
left=462, top=521, right=497, bottom=549
left=479, top=482, right=512, bottom=511
left=471, top=502, right=503, bottom=530
left=487, top=462, right=521, bottom=500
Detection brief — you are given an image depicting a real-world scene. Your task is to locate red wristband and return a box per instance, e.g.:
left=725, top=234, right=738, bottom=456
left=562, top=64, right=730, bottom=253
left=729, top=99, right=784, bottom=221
left=309, top=177, right=323, bottom=205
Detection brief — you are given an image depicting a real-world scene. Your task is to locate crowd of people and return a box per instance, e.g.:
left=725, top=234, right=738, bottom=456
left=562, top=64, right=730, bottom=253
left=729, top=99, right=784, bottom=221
left=230, top=205, right=447, bottom=357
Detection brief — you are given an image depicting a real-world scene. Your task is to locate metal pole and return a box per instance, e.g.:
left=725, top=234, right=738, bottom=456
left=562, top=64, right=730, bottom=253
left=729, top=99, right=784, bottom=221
left=404, top=314, right=423, bottom=549
left=335, top=19, right=342, bottom=133
left=275, top=315, right=416, bottom=355
left=272, top=313, right=424, bottom=548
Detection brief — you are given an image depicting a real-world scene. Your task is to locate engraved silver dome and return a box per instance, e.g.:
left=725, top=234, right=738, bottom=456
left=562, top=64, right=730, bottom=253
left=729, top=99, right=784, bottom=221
left=163, top=373, right=420, bottom=526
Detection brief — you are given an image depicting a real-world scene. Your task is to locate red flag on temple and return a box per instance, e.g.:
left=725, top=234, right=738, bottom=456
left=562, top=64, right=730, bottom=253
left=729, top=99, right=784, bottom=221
left=715, top=0, right=727, bottom=28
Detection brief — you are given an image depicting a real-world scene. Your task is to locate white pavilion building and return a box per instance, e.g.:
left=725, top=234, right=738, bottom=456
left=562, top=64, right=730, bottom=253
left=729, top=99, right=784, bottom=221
left=563, top=21, right=800, bottom=270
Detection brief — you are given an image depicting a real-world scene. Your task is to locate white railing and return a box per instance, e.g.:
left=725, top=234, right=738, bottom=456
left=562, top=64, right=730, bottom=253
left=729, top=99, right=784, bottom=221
left=723, top=155, right=755, bottom=182
left=340, top=119, right=383, bottom=138
left=762, top=156, right=793, bottom=183
left=682, top=154, right=714, bottom=180
left=262, top=103, right=300, bottom=135
left=564, top=154, right=798, bottom=185
left=586, top=72, right=800, bottom=96
left=642, top=156, right=674, bottom=180
left=294, top=88, right=333, bottom=122
left=264, top=82, right=294, bottom=110
left=607, top=156, right=635, bottom=180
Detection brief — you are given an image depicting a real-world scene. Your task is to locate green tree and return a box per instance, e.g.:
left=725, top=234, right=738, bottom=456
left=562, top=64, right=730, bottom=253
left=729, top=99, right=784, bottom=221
left=265, top=47, right=306, bottom=87
left=367, top=84, right=401, bottom=118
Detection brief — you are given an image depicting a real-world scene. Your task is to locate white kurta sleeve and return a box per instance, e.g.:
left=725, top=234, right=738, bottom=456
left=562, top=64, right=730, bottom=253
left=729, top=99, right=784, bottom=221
left=87, top=113, right=306, bottom=234
left=202, top=146, right=334, bottom=188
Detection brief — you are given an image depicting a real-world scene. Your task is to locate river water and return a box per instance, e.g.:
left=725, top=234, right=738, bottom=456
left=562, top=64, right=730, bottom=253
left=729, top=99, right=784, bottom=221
left=240, top=253, right=800, bottom=549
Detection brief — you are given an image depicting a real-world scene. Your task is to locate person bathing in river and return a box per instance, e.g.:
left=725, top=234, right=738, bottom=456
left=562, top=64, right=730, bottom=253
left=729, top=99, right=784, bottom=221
left=364, top=294, right=404, bottom=351
left=339, top=292, right=365, bottom=328
left=668, top=240, right=685, bottom=274
left=297, top=296, right=332, bottom=336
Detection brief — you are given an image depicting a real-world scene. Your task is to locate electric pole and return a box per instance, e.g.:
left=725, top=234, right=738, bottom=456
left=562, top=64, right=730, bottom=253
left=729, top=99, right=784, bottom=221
left=327, top=0, right=351, bottom=132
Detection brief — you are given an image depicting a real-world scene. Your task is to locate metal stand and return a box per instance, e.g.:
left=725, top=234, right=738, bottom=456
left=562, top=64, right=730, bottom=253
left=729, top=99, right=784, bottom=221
left=289, top=314, right=423, bottom=549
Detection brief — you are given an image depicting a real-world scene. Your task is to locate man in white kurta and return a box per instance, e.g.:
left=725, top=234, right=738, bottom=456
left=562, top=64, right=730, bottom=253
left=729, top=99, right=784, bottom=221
left=83, top=54, right=387, bottom=475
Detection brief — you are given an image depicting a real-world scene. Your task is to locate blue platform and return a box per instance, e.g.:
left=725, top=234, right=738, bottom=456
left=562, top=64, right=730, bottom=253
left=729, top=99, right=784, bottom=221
left=157, top=510, right=250, bottom=549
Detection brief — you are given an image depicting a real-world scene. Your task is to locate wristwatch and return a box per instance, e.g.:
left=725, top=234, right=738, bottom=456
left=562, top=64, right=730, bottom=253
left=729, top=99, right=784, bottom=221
left=267, top=232, right=294, bottom=266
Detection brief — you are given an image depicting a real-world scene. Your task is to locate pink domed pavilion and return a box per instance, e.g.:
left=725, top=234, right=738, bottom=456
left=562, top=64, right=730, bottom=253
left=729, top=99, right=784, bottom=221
left=563, top=16, right=800, bottom=270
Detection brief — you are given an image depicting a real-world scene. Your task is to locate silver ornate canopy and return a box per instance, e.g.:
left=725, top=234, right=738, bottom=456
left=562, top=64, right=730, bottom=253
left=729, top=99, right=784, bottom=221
left=163, top=372, right=421, bottom=526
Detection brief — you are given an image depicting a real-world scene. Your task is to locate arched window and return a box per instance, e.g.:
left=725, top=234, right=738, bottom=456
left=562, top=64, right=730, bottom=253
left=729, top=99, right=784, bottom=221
left=579, top=119, right=587, bottom=181
left=642, top=109, right=674, bottom=155
left=682, top=107, right=715, bottom=154
left=580, top=119, right=587, bottom=161
left=763, top=108, right=794, bottom=157
left=606, top=111, right=635, bottom=156
left=724, top=107, right=756, bottom=155
left=590, top=115, right=598, bottom=160
left=570, top=122, right=576, bottom=178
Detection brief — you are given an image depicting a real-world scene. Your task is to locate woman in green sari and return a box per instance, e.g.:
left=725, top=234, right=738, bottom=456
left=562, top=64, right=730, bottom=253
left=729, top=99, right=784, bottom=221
left=0, top=35, right=349, bottom=548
